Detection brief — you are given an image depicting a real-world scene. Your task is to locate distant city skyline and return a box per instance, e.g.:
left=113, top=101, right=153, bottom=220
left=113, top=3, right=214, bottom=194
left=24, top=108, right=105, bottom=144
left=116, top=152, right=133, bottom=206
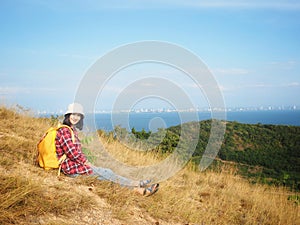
left=36, top=104, right=300, bottom=116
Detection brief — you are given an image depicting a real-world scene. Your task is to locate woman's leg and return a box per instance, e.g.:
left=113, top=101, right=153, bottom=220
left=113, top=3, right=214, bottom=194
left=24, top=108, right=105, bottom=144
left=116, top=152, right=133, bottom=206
left=91, top=166, right=137, bottom=188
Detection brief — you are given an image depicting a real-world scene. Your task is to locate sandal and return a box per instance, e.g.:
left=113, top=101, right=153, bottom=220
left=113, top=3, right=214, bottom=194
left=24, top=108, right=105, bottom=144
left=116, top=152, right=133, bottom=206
left=144, top=183, right=159, bottom=197
left=139, top=179, right=152, bottom=188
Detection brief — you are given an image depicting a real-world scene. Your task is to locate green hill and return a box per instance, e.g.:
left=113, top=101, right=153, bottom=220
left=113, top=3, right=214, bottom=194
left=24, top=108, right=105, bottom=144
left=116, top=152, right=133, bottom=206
left=128, top=120, right=300, bottom=190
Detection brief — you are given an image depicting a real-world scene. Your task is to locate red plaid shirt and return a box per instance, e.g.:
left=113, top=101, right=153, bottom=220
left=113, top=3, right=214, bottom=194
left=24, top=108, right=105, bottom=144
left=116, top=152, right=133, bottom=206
left=55, top=126, right=92, bottom=175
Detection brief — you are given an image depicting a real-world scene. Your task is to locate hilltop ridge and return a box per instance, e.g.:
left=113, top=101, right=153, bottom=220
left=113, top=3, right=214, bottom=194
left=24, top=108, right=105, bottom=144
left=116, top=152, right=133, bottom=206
left=168, top=120, right=300, bottom=190
left=0, top=106, right=299, bottom=225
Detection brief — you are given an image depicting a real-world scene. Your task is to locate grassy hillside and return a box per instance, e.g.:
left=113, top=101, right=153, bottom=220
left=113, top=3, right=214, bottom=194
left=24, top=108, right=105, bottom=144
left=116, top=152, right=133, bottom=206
left=0, top=106, right=299, bottom=225
left=174, top=120, right=300, bottom=190
left=127, top=119, right=300, bottom=190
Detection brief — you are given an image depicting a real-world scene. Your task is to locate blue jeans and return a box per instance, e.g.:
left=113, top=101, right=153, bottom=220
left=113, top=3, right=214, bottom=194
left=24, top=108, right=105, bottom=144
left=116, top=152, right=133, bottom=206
left=91, top=166, right=135, bottom=188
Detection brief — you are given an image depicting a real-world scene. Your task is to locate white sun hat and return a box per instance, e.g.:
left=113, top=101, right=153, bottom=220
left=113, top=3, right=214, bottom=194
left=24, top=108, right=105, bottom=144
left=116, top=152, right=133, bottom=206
left=65, top=103, right=84, bottom=116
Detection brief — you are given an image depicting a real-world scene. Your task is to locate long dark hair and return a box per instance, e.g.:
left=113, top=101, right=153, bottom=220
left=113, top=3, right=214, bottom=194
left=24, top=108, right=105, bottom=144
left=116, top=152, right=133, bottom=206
left=63, top=114, right=84, bottom=130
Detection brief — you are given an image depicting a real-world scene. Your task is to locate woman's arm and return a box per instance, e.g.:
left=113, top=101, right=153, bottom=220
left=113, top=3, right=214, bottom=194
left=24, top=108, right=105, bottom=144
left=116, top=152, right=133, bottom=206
left=58, top=127, right=87, bottom=164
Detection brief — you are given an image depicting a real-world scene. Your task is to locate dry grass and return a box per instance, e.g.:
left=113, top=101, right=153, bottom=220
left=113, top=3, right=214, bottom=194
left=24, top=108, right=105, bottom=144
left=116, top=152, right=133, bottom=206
left=96, top=134, right=300, bottom=224
left=0, top=106, right=299, bottom=225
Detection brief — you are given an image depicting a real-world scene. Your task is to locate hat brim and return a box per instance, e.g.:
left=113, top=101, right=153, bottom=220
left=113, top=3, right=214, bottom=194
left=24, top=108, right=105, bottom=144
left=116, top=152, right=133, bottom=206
left=64, top=111, right=84, bottom=117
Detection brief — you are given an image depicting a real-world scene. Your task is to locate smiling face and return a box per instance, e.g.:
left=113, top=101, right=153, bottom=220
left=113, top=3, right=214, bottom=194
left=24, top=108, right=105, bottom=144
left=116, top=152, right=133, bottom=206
left=69, top=113, right=81, bottom=126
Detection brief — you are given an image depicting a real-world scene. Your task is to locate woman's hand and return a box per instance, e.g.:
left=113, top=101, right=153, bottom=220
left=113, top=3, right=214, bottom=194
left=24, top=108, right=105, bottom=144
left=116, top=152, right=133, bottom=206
left=84, top=160, right=92, bottom=167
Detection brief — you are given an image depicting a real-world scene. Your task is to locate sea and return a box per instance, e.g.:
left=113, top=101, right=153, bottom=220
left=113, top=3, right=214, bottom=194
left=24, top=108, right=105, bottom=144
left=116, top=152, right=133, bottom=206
left=93, top=110, right=300, bottom=132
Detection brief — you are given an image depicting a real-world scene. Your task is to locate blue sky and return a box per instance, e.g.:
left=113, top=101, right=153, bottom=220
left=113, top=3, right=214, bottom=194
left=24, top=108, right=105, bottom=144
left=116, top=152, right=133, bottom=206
left=1, top=0, right=300, bottom=113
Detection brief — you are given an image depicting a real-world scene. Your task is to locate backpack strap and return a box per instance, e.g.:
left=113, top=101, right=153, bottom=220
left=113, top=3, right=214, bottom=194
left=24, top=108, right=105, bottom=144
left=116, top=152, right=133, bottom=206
left=57, top=124, right=75, bottom=143
left=57, top=154, right=67, bottom=176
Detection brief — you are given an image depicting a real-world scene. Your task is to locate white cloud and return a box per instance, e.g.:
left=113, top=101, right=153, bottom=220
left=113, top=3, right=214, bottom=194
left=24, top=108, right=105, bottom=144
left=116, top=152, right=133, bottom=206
left=282, top=82, right=300, bottom=87
left=222, top=81, right=300, bottom=91
left=0, top=87, right=29, bottom=95
left=174, top=0, right=300, bottom=10
left=30, top=0, right=300, bottom=11
left=267, top=60, right=299, bottom=70
left=58, top=53, right=95, bottom=60
left=184, top=83, right=203, bottom=89
left=0, top=86, right=58, bottom=95
left=100, top=85, right=123, bottom=94
left=213, top=68, right=250, bottom=76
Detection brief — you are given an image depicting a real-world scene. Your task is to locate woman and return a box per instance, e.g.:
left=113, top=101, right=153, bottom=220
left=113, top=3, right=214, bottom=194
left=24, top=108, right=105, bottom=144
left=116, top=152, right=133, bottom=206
left=55, top=103, right=159, bottom=196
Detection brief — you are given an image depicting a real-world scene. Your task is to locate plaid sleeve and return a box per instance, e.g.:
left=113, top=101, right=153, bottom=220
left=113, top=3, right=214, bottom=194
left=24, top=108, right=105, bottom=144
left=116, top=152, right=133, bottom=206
left=56, top=127, right=92, bottom=175
left=58, top=127, right=86, bottom=162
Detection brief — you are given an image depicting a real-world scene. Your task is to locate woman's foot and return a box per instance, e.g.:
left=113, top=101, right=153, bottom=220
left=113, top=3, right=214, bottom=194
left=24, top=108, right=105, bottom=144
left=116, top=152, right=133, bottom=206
left=133, top=183, right=159, bottom=197
left=143, top=183, right=159, bottom=197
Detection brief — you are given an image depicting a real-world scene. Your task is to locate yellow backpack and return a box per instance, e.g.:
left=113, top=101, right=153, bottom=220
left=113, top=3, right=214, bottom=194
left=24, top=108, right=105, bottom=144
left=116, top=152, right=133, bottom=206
left=37, top=124, right=74, bottom=175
